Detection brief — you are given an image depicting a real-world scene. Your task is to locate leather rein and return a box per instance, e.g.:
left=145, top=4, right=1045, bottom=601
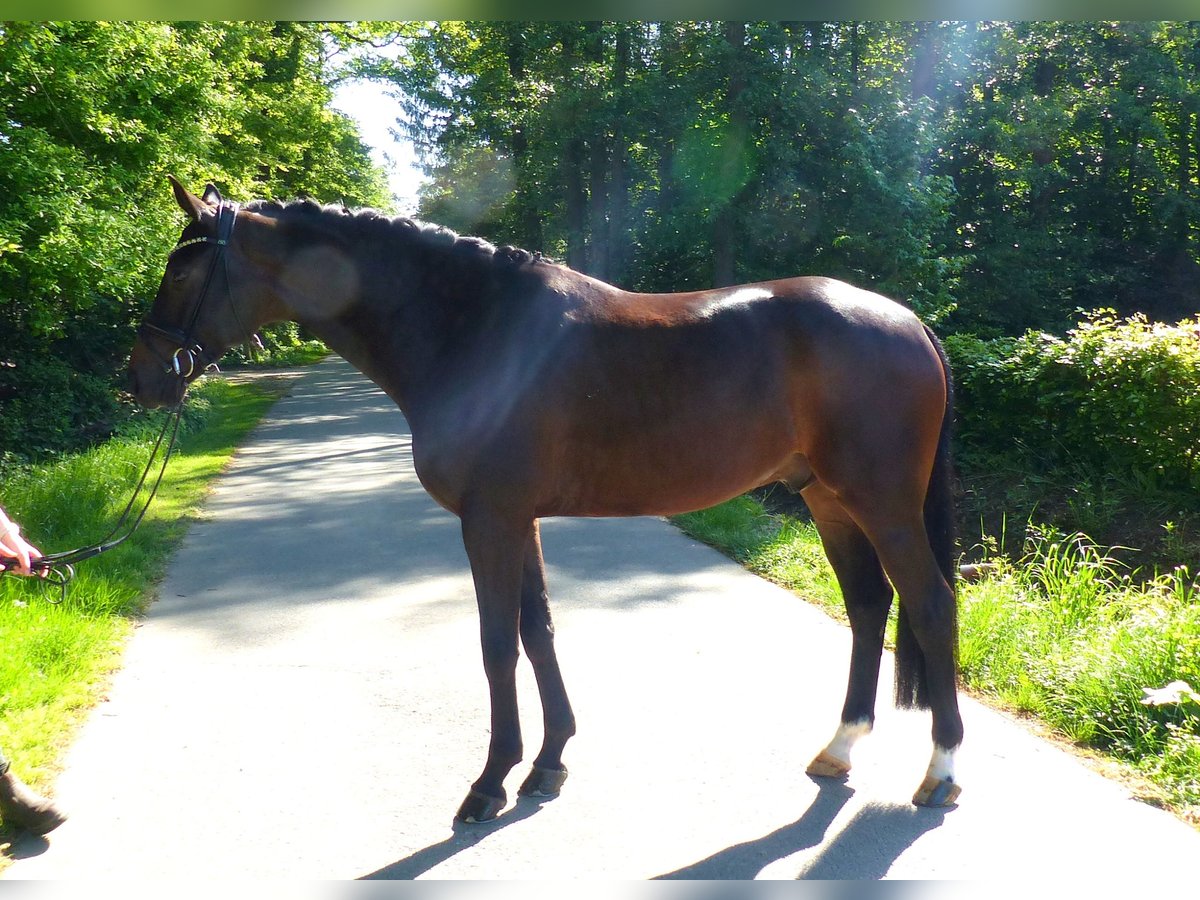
left=3, top=201, right=241, bottom=601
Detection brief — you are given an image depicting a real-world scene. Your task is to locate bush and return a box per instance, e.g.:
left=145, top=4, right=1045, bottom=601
left=0, top=354, right=130, bottom=464
left=217, top=322, right=328, bottom=368
left=945, top=312, right=1200, bottom=492
left=958, top=527, right=1200, bottom=817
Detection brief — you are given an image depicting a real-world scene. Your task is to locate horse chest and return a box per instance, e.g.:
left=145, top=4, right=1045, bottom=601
left=407, top=402, right=540, bottom=515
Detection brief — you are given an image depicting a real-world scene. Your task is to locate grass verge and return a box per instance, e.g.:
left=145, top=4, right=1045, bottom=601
left=672, top=497, right=1200, bottom=828
left=0, top=373, right=296, bottom=836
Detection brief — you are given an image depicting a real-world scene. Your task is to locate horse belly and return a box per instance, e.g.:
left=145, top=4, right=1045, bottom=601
left=543, top=406, right=800, bottom=518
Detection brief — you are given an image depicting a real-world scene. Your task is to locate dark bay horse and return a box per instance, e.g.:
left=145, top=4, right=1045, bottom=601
left=129, top=178, right=964, bottom=822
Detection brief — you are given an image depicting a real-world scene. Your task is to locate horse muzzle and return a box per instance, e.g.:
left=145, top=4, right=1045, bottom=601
left=128, top=348, right=188, bottom=409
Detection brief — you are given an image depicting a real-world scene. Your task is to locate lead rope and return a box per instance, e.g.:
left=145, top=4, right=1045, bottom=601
left=3, top=200, right=237, bottom=603
left=3, top=400, right=186, bottom=604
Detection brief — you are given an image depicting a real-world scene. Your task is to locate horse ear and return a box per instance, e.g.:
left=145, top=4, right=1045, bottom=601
left=201, top=182, right=223, bottom=205
left=168, top=175, right=213, bottom=222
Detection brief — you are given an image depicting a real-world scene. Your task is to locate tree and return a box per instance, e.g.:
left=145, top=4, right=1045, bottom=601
left=379, top=20, right=959, bottom=318
left=0, top=21, right=389, bottom=461
left=938, top=22, right=1200, bottom=332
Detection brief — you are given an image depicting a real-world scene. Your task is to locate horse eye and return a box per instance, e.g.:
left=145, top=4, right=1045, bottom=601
left=171, top=270, right=188, bottom=284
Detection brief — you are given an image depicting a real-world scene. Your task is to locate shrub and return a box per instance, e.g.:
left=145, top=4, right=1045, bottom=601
left=0, top=354, right=129, bottom=464
left=945, top=312, right=1200, bottom=491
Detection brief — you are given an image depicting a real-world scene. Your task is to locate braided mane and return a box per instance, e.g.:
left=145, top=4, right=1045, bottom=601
left=243, top=198, right=544, bottom=270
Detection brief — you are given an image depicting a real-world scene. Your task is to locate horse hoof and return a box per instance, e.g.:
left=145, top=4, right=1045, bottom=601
left=806, top=750, right=851, bottom=780
left=455, top=789, right=506, bottom=824
left=518, top=765, right=568, bottom=798
left=912, top=775, right=961, bottom=807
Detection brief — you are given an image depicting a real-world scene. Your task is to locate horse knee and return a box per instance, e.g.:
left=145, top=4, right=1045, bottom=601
left=519, top=607, right=554, bottom=654
left=479, top=633, right=520, bottom=678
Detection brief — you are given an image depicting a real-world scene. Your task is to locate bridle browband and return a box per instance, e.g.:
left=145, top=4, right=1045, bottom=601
left=2, top=198, right=246, bottom=600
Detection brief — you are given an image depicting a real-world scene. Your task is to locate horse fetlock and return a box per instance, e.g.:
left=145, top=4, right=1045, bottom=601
left=807, top=719, right=872, bottom=779
left=925, top=744, right=958, bottom=781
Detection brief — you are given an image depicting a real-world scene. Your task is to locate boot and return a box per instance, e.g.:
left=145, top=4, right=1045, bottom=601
left=0, top=768, right=67, bottom=835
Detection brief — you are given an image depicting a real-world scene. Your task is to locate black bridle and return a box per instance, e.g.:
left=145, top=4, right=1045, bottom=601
left=138, top=199, right=241, bottom=381
left=3, top=201, right=241, bottom=600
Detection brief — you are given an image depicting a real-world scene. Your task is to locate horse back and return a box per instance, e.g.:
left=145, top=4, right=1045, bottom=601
left=470, top=269, right=948, bottom=518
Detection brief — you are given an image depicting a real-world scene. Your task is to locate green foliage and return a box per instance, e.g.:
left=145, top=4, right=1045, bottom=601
left=219, top=321, right=330, bottom=369
left=959, top=528, right=1200, bottom=816
left=0, top=355, right=124, bottom=461
left=364, top=21, right=1200, bottom=334
left=0, top=22, right=388, bottom=463
left=674, top=499, right=845, bottom=621
left=374, top=22, right=963, bottom=320
left=946, top=313, right=1200, bottom=492
left=937, top=22, right=1200, bottom=332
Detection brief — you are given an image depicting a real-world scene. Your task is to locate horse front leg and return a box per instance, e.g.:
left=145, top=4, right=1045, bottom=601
left=516, top=520, right=575, bottom=800
left=455, top=505, right=531, bottom=824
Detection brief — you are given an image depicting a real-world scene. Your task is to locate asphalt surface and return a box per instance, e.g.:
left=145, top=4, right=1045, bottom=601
left=5, top=355, right=1198, bottom=880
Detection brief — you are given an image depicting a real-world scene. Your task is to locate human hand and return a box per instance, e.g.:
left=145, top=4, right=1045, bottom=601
left=0, top=509, right=43, bottom=576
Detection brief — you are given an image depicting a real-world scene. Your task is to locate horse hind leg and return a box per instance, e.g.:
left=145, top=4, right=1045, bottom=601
left=515, top=521, right=576, bottom=800
left=801, top=483, right=894, bottom=781
left=863, top=515, right=963, bottom=808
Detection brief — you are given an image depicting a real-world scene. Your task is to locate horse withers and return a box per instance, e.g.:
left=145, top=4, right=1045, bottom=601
left=128, top=177, right=963, bottom=823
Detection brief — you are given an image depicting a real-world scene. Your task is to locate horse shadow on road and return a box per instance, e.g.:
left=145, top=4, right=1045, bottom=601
left=356, top=780, right=945, bottom=880
left=357, top=798, right=543, bottom=880
left=654, top=780, right=947, bottom=881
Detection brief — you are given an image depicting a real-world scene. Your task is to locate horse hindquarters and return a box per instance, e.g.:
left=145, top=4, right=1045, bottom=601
left=798, top=323, right=962, bottom=807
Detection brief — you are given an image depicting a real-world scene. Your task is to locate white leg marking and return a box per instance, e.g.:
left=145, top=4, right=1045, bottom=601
left=926, top=744, right=959, bottom=783
left=823, top=718, right=873, bottom=764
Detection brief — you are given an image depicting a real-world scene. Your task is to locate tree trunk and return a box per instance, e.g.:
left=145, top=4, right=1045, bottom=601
left=505, top=26, right=542, bottom=251
left=655, top=23, right=682, bottom=247
left=585, top=22, right=608, bottom=280
left=714, top=21, right=747, bottom=287
left=560, top=25, right=588, bottom=271
left=588, top=137, right=609, bottom=280
left=911, top=22, right=938, bottom=101
left=607, top=23, right=632, bottom=285
left=850, top=21, right=861, bottom=93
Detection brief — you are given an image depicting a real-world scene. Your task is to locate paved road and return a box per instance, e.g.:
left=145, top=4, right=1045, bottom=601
left=5, top=356, right=1198, bottom=880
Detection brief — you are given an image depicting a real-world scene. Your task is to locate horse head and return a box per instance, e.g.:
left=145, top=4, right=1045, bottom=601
left=129, top=177, right=287, bottom=408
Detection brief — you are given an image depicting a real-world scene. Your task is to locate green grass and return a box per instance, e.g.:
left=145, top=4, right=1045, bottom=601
left=672, top=498, right=1200, bottom=827
left=0, top=374, right=294, bottom=820
left=224, top=339, right=330, bottom=369
left=675, top=498, right=845, bottom=617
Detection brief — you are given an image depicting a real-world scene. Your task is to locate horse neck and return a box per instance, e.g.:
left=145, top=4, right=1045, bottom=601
left=276, top=236, right=469, bottom=416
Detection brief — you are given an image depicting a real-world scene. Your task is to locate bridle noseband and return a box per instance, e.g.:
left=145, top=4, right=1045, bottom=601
left=138, top=199, right=241, bottom=381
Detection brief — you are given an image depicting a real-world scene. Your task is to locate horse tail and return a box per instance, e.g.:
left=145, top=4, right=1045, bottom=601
left=894, top=324, right=958, bottom=710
